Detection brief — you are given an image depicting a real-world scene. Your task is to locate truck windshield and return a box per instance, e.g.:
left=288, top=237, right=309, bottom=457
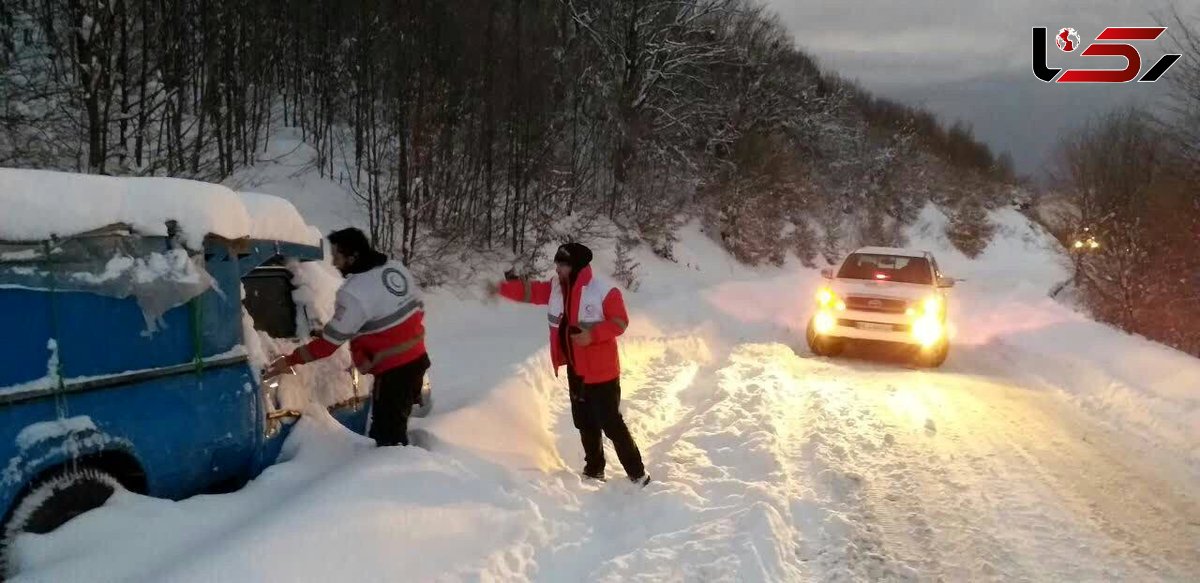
left=837, top=254, right=932, bottom=285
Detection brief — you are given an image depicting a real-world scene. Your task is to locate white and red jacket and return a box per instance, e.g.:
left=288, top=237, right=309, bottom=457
left=286, top=260, right=426, bottom=374
left=500, top=265, right=628, bottom=384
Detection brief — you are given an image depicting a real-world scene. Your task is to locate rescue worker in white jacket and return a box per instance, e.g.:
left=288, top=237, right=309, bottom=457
left=266, top=228, right=429, bottom=447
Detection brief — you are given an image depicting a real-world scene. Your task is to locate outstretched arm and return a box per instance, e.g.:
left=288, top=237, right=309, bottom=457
left=498, top=279, right=552, bottom=306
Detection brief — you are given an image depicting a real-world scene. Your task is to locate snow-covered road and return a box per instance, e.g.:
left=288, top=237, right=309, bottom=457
left=515, top=331, right=1200, bottom=581
left=763, top=342, right=1198, bottom=581
left=11, top=214, right=1200, bottom=582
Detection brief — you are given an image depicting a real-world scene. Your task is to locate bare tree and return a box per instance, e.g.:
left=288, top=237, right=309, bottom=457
left=1054, top=109, right=1200, bottom=353
left=0, top=0, right=1020, bottom=284
left=1159, top=6, right=1200, bottom=175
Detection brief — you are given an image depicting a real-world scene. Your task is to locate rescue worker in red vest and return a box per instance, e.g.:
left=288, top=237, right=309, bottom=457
left=265, top=228, right=430, bottom=447
left=490, top=242, right=649, bottom=486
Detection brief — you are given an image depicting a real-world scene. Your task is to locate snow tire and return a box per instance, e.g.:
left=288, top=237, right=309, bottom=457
left=1, top=467, right=121, bottom=579
left=915, top=340, right=950, bottom=368
left=806, top=319, right=844, bottom=357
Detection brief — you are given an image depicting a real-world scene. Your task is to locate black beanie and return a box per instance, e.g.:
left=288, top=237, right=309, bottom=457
left=554, top=242, right=593, bottom=271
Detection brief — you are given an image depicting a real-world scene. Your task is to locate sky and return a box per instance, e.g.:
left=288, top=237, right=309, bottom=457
left=765, top=0, right=1198, bottom=180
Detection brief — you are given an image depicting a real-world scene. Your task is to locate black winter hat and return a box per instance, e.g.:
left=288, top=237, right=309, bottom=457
left=554, top=242, right=593, bottom=271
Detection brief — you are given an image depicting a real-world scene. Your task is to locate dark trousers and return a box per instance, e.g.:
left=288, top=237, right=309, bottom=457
left=568, top=369, right=645, bottom=479
left=370, top=354, right=430, bottom=446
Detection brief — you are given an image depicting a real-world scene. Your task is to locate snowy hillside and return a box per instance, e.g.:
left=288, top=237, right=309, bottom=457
left=10, top=190, right=1199, bottom=581
left=223, top=130, right=368, bottom=235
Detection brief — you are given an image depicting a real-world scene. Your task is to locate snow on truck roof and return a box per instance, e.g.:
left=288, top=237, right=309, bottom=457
left=0, top=168, right=321, bottom=249
left=852, top=246, right=929, bottom=258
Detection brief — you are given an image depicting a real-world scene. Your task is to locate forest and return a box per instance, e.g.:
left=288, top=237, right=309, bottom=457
left=1, top=0, right=1195, bottom=354
left=0, top=0, right=1010, bottom=263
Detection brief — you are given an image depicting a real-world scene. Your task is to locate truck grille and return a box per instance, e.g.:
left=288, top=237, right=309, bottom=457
left=844, top=296, right=908, bottom=314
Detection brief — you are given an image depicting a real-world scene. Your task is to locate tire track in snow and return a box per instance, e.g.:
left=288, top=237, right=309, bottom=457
left=524, top=337, right=813, bottom=582
left=523, top=336, right=738, bottom=581
left=952, top=336, right=1200, bottom=578
left=600, top=342, right=811, bottom=581
left=781, top=356, right=941, bottom=582
left=782, top=347, right=1200, bottom=582
left=978, top=388, right=1200, bottom=580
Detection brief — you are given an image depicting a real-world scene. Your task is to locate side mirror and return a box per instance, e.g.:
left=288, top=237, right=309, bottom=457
left=937, top=277, right=956, bottom=289
left=820, top=268, right=833, bottom=279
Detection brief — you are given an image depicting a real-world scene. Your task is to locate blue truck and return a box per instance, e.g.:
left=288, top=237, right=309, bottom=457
left=0, top=223, right=369, bottom=574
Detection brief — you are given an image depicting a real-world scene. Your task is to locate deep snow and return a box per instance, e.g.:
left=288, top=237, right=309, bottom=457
left=0, top=168, right=321, bottom=248
left=8, top=193, right=1199, bottom=582
left=6, top=144, right=1198, bottom=581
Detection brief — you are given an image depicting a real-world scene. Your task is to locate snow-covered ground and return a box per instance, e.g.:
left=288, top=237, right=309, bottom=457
left=9, top=188, right=1199, bottom=582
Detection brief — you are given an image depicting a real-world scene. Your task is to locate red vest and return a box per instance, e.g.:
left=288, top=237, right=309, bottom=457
left=501, top=266, right=629, bottom=384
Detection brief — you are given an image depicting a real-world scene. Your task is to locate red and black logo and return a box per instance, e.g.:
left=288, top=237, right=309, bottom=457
left=1033, top=27, right=1182, bottom=83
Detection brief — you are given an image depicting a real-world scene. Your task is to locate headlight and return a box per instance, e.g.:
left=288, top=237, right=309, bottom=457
left=912, top=315, right=943, bottom=347
left=813, top=311, right=836, bottom=334
left=908, top=296, right=942, bottom=317
left=813, top=287, right=840, bottom=334
left=816, top=287, right=846, bottom=311
left=910, top=295, right=945, bottom=347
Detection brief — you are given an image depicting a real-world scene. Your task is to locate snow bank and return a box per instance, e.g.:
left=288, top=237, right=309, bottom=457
left=949, top=280, right=1200, bottom=479
left=0, top=168, right=319, bottom=248
left=10, top=409, right=543, bottom=582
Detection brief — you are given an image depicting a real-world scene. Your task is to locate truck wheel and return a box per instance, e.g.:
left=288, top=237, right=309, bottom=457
left=806, top=319, right=844, bottom=357
left=2, top=467, right=121, bottom=577
left=916, top=340, right=950, bottom=368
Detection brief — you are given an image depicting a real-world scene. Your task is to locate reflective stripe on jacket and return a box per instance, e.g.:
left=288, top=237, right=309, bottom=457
left=288, top=260, right=427, bottom=375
